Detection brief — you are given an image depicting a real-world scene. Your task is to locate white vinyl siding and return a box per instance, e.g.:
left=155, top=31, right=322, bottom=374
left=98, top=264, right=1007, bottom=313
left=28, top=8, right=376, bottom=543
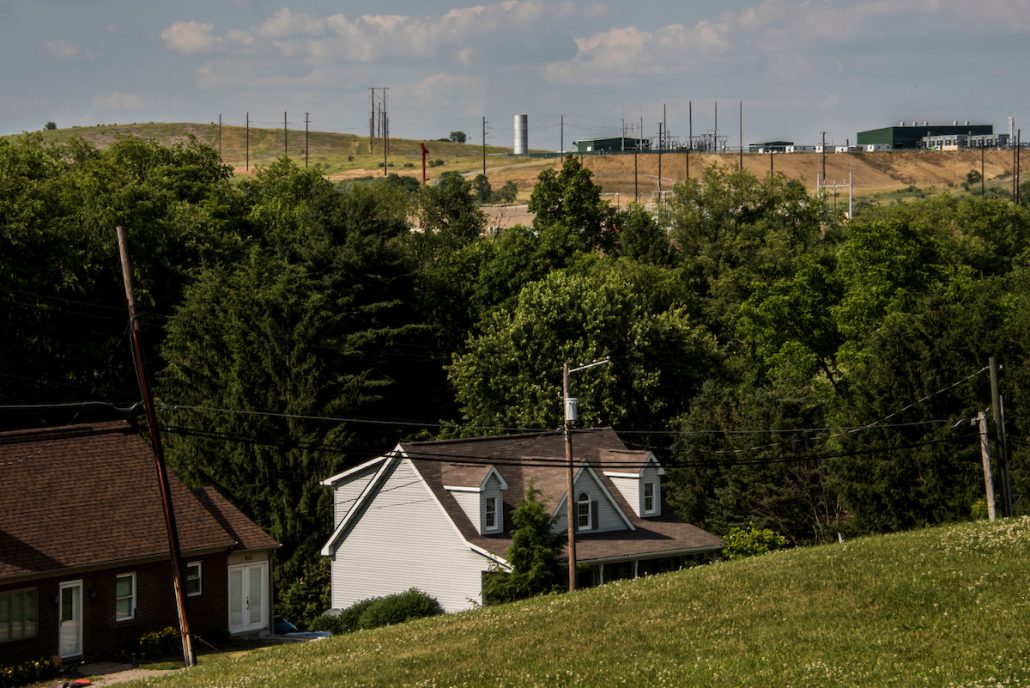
left=331, top=459, right=491, bottom=613
left=449, top=489, right=480, bottom=529
left=553, top=472, right=627, bottom=534
left=333, top=464, right=381, bottom=527
left=640, top=464, right=661, bottom=517
left=608, top=475, right=640, bottom=516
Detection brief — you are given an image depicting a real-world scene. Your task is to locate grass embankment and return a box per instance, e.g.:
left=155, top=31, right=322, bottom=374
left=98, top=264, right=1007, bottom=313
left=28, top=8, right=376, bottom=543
left=130, top=518, right=1030, bottom=687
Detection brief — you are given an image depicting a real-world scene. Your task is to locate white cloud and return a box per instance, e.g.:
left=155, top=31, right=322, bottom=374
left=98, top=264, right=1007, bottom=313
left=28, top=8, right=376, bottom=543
left=161, top=21, right=219, bottom=55
left=543, top=21, right=730, bottom=84
left=90, top=91, right=165, bottom=112
left=43, top=39, right=79, bottom=58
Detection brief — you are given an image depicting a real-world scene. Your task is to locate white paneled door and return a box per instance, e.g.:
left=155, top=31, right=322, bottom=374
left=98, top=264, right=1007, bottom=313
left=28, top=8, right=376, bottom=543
left=58, top=580, right=83, bottom=658
left=228, top=562, right=268, bottom=633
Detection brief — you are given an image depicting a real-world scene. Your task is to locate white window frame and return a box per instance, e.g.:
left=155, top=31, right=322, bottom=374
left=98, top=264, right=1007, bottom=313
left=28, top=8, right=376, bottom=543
left=576, top=492, right=593, bottom=531
left=484, top=496, right=500, bottom=532
left=186, top=562, right=203, bottom=597
left=115, top=573, right=136, bottom=622
left=643, top=481, right=657, bottom=514
left=0, top=587, right=38, bottom=643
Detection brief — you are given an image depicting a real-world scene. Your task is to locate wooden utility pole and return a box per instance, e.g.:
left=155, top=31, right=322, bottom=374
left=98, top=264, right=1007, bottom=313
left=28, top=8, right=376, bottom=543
left=739, top=100, right=743, bottom=171
left=369, top=88, right=375, bottom=153
left=989, top=357, right=1013, bottom=517
left=633, top=152, right=638, bottom=203
left=116, top=227, right=195, bottom=668
left=420, top=142, right=429, bottom=186
left=563, top=362, right=577, bottom=592
left=657, top=122, right=663, bottom=198
left=974, top=410, right=997, bottom=521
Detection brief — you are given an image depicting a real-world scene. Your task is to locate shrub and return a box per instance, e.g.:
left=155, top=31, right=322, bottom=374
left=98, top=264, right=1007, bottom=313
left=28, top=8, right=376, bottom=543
left=355, top=589, right=443, bottom=629
left=309, top=597, right=377, bottom=635
left=135, top=626, right=181, bottom=659
left=0, top=657, right=58, bottom=688
left=723, top=522, right=788, bottom=560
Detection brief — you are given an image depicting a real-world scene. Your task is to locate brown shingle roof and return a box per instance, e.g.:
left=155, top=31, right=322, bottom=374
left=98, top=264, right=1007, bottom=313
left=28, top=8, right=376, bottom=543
left=398, top=428, right=720, bottom=563
left=0, top=421, right=276, bottom=580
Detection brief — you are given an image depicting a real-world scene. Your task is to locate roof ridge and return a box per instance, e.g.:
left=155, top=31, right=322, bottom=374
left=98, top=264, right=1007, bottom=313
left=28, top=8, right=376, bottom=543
left=0, top=420, right=132, bottom=446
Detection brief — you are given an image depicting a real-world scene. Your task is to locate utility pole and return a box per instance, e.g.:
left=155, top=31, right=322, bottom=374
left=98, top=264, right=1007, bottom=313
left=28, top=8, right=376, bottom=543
left=739, top=100, right=743, bottom=171
left=217, top=114, right=222, bottom=161
left=116, top=227, right=195, bottom=668
left=420, top=142, right=429, bottom=186
left=284, top=111, right=288, bottom=157
left=974, top=410, right=997, bottom=521
left=482, top=117, right=487, bottom=178
left=561, top=357, right=610, bottom=592
left=821, top=131, right=827, bottom=193
left=245, top=112, right=249, bottom=171
left=563, top=363, right=576, bottom=592
left=714, top=101, right=718, bottom=153
left=369, top=88, right=375, bottom=153
left=686, top=100, right=692, bottom=181
left=634, top=151, right=638, bottom=203
left=304, top=112, right=309, bottom=169
left=560, top=113, right=564, bottom=156
left=384, top=88, right=390, bottom=158
left=981, top=140, right=985, bottom=197
left=989, top=357, right=1013, bottom=517
left=657, top=122, right=663, bottom=198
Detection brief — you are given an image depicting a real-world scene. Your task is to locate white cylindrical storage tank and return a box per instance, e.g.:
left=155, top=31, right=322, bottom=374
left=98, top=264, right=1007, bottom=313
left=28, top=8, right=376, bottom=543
left=514, top=114, right=528, bottom=155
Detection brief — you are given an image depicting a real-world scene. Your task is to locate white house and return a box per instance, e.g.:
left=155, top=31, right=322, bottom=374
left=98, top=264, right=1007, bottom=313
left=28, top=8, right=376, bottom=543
left=320, top=428, right=721, bottom=612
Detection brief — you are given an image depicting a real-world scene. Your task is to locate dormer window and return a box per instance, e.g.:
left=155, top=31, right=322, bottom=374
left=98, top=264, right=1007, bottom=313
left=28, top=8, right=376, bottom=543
left=577, top=492, right=593, bottom=531
left=643, top=481, right=657, bottom=515
left=484, top=496, right=500, bottom=532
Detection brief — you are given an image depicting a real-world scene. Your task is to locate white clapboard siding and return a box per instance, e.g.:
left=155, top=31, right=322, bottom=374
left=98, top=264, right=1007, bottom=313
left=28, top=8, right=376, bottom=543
left=640, top=464, right=662, bottom=516
left=608, top=475, right=641, bottom=516
left=552, top=471, right=628, bottom=534
left=333, top=463, right=381, bottom=527
left=331, top=459, right=491, bottom=612
left=449, top=489, right=479, bottom=531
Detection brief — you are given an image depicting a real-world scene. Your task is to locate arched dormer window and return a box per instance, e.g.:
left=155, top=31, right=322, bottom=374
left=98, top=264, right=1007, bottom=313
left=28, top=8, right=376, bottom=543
left=576, top=492, right=594, bottom=531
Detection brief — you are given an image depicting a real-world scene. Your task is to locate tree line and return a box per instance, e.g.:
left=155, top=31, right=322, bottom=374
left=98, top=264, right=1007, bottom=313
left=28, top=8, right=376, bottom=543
left=2, top=134, right=1028, bottom=623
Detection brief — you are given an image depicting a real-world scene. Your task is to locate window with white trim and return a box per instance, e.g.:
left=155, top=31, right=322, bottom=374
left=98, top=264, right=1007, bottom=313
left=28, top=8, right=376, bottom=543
left=643, top=481, right=657, bottom=514
left=186, top=562, right=202, bottom=596
left=576, top=492, right=593, bottom=531
left=0, top=588, right=38, bottom=642
left=115, top=573, right=136, bottom=621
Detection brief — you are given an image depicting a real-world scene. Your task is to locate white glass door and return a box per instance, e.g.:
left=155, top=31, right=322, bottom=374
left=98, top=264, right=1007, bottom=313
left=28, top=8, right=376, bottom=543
left=228, top=562, right=268, bottom=633
left=59, top=581, right=83, bottom=658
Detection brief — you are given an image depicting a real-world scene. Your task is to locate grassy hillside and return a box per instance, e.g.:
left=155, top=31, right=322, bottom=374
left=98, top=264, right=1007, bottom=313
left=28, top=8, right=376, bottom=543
left=128, top=517, right=1030, bottom=687
left=10, top=123, right=1019, bottom=204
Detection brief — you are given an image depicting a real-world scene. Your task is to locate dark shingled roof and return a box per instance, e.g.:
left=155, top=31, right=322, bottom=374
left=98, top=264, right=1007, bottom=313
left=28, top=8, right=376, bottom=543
left=399, top=428, right=721, bottom=563
left=0, top=421, right=277, bottom=581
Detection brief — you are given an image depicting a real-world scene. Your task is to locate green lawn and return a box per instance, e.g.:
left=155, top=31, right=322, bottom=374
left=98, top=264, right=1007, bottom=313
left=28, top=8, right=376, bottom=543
left=127, top=517, right=1030, bottom=687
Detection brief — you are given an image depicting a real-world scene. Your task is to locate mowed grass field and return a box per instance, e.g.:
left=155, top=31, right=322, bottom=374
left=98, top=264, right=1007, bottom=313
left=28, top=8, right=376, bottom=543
left=11, top=123, right=1021, bottom=204
left=126, top=517, right=1030, bottom=688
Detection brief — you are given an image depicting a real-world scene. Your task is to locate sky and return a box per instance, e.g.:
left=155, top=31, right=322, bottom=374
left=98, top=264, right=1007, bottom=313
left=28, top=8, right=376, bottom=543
left=2, top=0, right=1029, bottom=150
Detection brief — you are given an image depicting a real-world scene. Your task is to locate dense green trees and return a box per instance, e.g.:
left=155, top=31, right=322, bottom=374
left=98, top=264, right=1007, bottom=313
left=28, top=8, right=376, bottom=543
left=4, top=133, right=1029, bottom=621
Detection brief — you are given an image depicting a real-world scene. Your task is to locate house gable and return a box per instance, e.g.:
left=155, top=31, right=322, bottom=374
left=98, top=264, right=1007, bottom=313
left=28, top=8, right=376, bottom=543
left=552, top=465, right=634, bottom=534
left=327, top=457, right=495, bottom=612
left=604, top=453, right=665, bottom=518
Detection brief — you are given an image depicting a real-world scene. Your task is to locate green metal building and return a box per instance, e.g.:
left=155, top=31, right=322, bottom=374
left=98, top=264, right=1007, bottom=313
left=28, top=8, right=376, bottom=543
left=857, top=123, right=993, bottom=150
left=574, top=137, right=649, bottom=153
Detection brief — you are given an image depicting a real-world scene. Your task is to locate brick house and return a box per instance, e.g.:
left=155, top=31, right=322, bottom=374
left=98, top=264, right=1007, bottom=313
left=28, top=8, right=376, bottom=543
left=0, top=421, right=278, bottom=664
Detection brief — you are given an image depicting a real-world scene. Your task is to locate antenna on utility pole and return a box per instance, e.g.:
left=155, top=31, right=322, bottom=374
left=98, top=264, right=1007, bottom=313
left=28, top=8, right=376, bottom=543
left=116, top=226, right=195, bottom=668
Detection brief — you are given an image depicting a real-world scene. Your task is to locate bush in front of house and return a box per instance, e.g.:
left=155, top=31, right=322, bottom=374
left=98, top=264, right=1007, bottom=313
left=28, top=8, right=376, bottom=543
left=0, top=657, right=58, bottom=688
left=722, top=522, right=789, bottom=560
left=310, top=589, right=443, bottom=634
left=356, top=588, right=443, bottom=629
left=134, top=626, right=182, bottom=659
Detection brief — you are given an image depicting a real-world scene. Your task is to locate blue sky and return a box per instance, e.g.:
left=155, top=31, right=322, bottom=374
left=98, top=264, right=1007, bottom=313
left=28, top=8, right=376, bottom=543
left=2, top=0, right=1029, bottom=149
